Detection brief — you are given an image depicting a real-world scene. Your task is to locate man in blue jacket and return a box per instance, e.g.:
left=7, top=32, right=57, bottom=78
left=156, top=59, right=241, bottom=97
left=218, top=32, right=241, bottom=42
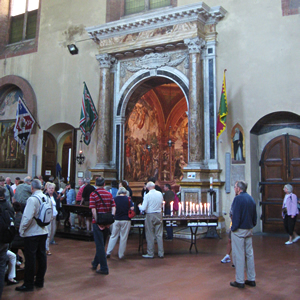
left=230, top=180, right=257, bottom=289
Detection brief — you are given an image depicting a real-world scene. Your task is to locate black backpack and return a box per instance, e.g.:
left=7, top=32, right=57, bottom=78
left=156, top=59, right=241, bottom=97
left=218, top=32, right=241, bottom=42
left=0, top=205, right=15, bottom=243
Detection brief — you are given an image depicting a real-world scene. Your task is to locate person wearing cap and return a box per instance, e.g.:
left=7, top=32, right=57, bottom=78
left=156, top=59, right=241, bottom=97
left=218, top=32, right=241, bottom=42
left=90, top=177, right=116, bottom=275
left=13, top=176, right=32, bottom=211
left=138, top=181, right=164, bottom=259
left=0, top=176, right=13, bottom=205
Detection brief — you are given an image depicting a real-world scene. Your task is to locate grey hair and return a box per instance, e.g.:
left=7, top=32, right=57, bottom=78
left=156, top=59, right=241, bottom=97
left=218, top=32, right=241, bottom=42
left=146, top=181, right=155, bottom=189
left=47, top=182, right=56, bottom=189
left=24, top=176, right=31, bottom=183
left=284, top=184, right=293, bottom=193
left=31, top=179, right=42, bottom=190
left=117, top=187, right=129, bottom=196
left=236, top=180, right=247, bottom=192
left=85, top=178, right=91, bottom=184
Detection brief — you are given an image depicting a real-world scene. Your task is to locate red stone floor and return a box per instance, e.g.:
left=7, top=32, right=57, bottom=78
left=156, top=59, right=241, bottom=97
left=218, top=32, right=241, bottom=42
left=2, top=232, right=300, bottom=300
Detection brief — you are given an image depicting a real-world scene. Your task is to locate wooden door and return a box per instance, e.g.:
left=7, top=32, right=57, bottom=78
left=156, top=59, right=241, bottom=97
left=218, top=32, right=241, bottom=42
left=42, top=131, right=57, bottom=181
left=261, top=134, right=300, bottom=232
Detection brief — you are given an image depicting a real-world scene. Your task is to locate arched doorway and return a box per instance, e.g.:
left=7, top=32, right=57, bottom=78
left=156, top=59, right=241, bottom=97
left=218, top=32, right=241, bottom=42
left=261, top=134, right=300, bottom=232
left=123, top=78, right=188, bottom=187
left=43, top=123, right=76, bottom=183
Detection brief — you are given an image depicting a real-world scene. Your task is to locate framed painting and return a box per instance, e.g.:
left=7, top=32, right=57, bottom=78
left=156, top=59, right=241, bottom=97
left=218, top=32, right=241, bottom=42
left=0, top=119, right=28, bottom=172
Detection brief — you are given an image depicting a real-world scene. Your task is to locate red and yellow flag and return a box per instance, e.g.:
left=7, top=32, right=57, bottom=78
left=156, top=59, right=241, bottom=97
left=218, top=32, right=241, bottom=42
left=216, top=71, right=228, bottom=139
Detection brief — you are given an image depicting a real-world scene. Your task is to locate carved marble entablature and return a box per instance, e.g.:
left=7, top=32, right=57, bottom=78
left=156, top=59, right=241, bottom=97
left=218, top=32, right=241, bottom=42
left=86, top=3, right=226, bottom=55
left=120, top=52, right=189, bottom=78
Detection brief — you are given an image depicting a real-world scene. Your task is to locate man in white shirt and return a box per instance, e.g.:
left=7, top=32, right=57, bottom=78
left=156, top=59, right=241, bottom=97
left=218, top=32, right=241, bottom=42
left=138, top=181, right=164, bottom=258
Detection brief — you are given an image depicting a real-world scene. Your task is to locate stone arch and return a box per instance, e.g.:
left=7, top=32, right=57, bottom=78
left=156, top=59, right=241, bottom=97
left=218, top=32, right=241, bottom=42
left=0, top=75, right=37, bottom=119
left=117, top=67, right=189, bottom=119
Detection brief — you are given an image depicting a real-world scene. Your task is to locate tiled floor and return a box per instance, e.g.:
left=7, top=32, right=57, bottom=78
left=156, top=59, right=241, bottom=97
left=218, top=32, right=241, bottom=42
left=2, top=231, right=300, bottom=300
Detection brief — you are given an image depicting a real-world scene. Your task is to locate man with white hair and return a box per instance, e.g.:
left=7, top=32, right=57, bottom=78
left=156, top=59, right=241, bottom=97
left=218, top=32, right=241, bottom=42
left=138, top=181, right=164, bottom=258
left=13, top=176, right=32, bottom=211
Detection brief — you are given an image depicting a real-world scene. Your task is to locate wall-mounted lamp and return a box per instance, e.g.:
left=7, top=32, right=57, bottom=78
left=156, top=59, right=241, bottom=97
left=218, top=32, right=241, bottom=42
left=76, top=135, right=85, bottom=165
left=67, top=44, right=79, bottom=55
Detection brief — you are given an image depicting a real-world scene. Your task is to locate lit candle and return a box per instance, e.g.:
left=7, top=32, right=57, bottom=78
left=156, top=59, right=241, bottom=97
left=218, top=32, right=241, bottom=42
left=186, top=202, right=188, bottom=216
left=67, top=148, right=71, bottom=182
left=204, top=203, right=207, bottom=215
left=200, top=203, right=203, bottom=215
left=163, top=201, right=165, bottom=216
left=190, top=202, right=192, bottom=216
left=178, top=203, right=181, bottom=216
left=196, top=204, right=199, bottom=215
left=207, top=203, right=210, bottom=216
left=193, top=203, right=195, bottom=215
left=210, top=177, right=213, bottom=189
left=170, top=201, right=174, bottom=216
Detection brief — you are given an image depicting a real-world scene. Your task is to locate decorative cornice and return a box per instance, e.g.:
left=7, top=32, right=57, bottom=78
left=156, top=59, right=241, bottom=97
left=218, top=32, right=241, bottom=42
left=86, top=3, right=227, bottom=43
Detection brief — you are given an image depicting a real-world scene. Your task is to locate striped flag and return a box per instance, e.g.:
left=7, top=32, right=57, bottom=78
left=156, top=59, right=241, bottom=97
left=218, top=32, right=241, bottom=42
left=80, top=82, right=98, bottom=145
left=14, top=97, right=35, bottom=150
left=216, top=71, right=228, bottom=139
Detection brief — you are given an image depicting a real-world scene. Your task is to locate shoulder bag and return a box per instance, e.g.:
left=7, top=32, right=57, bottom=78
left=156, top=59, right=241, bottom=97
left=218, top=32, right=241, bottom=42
left=128, top=197, right=136, bottom=219
left=94, top=191, right=115, bottom=226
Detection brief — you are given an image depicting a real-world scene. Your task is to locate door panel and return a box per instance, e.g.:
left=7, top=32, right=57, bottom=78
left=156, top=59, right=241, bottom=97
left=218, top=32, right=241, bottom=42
left=42, top=131, right=57, bottom=181
left=261, top=134, right=300, bottom=233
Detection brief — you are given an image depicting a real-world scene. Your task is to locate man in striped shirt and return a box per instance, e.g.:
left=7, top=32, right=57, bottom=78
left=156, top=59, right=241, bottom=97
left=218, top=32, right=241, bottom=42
left=90, top=177, right=116, bottom=275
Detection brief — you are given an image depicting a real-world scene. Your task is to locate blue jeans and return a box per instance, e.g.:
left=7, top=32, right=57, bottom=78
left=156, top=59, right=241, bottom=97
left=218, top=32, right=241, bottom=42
left=0, top=243, right=9, bottom=299
left=92, top=224, right=109, bottom=272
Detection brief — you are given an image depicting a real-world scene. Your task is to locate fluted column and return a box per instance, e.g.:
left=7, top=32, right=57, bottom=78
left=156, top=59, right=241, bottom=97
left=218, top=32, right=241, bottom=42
left=94, top=53, right=112, bottom=168
left=184, top=37, right=206, bottom=168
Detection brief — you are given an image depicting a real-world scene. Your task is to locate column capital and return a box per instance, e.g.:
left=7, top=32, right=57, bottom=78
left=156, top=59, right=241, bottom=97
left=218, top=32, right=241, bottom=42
left=96, top=53, right=113, bottom=68
left=184, top=37, right=206, bottom=54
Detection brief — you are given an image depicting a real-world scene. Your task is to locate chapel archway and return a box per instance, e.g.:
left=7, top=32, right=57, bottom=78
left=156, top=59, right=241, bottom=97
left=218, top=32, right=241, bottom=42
left=124, top=78, right=188, bottom=186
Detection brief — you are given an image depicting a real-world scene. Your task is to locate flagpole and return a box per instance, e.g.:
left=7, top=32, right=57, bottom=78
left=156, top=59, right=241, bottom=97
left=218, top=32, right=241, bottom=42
left=20, top=97, right=41, bottom=129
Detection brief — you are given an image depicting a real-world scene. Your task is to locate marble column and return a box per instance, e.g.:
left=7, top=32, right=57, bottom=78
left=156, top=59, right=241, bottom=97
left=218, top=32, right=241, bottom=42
left=94, top=53, right=112, bottom=169
left=184, top=37, right=206, bottom=169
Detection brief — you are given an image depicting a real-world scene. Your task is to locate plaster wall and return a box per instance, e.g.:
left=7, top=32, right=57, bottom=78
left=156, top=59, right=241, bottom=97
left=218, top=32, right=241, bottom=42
left=0, top=1, right=299, bottom=233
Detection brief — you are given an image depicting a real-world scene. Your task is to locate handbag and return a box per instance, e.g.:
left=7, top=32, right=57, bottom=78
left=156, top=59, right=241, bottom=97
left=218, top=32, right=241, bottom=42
left=128, top=198, right=136, bottom=219
left=94, top=191, right=115, bottom=226
left=282, top=207, right=287, bottom=216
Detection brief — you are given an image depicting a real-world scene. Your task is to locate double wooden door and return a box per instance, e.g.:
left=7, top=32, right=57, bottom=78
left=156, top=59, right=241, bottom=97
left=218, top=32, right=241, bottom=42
left=261, top=134, right=300, bottom=232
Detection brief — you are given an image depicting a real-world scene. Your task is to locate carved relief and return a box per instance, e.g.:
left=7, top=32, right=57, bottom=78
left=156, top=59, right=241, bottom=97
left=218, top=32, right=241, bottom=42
left=184, top=37, right=206, bottom=54
left=96, top=54, right=113, bottom=69
left=120, top=52, right=188, bottom=77
left=99, top=22, right=197, bottom=48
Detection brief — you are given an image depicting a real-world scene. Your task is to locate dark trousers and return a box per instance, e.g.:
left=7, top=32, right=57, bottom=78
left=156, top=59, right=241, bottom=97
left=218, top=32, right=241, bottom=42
left=284, top=215, right=297, bottom=236
left=165, top=209, right=173, bottom=239
left=0, top=243, right=8, bottom=299
left=92, top=224, right=109, bottom=272
left=24, top=234, right=48, bottom=288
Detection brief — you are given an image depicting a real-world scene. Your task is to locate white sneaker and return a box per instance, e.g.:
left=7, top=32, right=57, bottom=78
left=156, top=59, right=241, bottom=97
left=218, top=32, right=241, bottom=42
left=292, top=236, right=300, bottom=243
left=221, top=254, right=231, bottom=263
left=142, top=254, right=154, bottom=259
left=285, top=241, right=293, bottom=245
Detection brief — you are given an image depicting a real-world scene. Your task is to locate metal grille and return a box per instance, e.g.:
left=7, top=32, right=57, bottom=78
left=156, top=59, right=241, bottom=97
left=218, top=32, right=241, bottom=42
left=150, top=0, right=171, bottom=9
left=125, top=0, right=145, bottom=15
left=125, top=0, right=171, bottom=15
